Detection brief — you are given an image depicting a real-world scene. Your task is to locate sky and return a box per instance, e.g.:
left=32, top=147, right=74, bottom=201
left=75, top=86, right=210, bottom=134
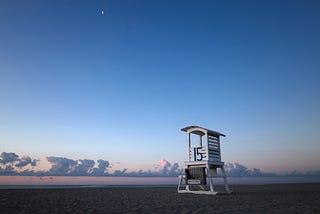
left=0, top=0, right=319, bottom=176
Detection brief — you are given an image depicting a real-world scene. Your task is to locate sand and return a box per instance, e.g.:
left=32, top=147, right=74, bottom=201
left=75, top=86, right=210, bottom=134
left=1, top=183, right=319, bottom=213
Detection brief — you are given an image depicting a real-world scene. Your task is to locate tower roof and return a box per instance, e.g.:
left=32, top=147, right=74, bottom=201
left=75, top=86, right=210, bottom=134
left=181, top=125, right=225, bottom=137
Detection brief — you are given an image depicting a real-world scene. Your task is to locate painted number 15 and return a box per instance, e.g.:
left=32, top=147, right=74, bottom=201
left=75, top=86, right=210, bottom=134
left=194, top=147, right=203, bottom=161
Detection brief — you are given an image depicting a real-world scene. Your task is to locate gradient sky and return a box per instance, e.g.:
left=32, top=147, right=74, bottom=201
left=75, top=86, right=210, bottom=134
left=1, top=0, right=319, bottom=174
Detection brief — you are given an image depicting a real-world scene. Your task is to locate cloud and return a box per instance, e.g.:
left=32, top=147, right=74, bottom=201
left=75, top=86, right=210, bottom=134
left=96, top=159, right=183, bottom=177
left=0, top=152, right=39, bottom=175
left=15, top=155, right=38, bottom=168
left=92, top=159, right=110, bottom=176
left=0, top=165, right=18, bottom=175
left=113, top=169, right=128, bottom=176
left=46, top=156, right=78, bottom=176
left=72, top=159, right=95, bottom=175
left=224, top=162, right=276, bottom=177
left=156, top=159, right=182, bottom=176
left=1, top=151, right=319, bottom=177
left=159, top=159, right=170, bottom=168
left=224, top=162, right=251, bottom=176
left=46, top=157, right=110, bottom=176
left=0, top=152, right=19, bottom=165
left=98, top=159, right=110, bottom=170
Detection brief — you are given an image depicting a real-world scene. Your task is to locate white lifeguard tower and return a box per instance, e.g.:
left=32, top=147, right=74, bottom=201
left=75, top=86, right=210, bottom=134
left=177, top=125, right=232, bottom=195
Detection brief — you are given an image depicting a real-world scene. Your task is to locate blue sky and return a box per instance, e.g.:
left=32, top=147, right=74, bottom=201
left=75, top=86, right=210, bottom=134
left=0, top=0, right=319, bottom=174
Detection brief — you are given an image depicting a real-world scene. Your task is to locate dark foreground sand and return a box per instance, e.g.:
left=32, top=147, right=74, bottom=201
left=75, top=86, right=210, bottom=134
left=1, top=183, right=320, bottom=213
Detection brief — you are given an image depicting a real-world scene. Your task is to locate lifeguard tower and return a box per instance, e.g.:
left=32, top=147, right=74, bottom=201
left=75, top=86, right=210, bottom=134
left=177, top=126, right=232, bottom=195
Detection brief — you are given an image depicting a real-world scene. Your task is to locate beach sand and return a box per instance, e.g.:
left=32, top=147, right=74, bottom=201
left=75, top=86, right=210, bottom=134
left=1, top=183, right=319, bottom=213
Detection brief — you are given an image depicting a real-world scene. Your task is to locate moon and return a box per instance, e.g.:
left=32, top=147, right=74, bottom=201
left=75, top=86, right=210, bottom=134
left=101, top=10, right=104, bottom=15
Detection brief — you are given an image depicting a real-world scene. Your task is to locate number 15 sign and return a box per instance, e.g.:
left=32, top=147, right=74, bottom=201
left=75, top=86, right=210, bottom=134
left=192, top=147, right=206, bottom=161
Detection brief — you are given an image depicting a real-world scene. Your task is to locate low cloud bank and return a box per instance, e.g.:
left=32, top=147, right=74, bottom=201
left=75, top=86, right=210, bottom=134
left=45, top=157, right=110, bottom=176
left=0, top=152, right=37, bottom=167
left=0, top=152, right=38, bottom=175
left=0, top=152, right=182, bottom=177
left=1, top=152, right=319, bottom=177
left=223, top=163, right=277, bottom=177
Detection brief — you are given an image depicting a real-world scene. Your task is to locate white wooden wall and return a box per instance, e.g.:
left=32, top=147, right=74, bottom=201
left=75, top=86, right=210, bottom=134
left=207, top=134, right=221, bottom=163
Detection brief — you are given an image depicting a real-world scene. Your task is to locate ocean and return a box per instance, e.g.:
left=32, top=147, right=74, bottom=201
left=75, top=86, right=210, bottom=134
left=0, top=176, right=319, bottom=188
